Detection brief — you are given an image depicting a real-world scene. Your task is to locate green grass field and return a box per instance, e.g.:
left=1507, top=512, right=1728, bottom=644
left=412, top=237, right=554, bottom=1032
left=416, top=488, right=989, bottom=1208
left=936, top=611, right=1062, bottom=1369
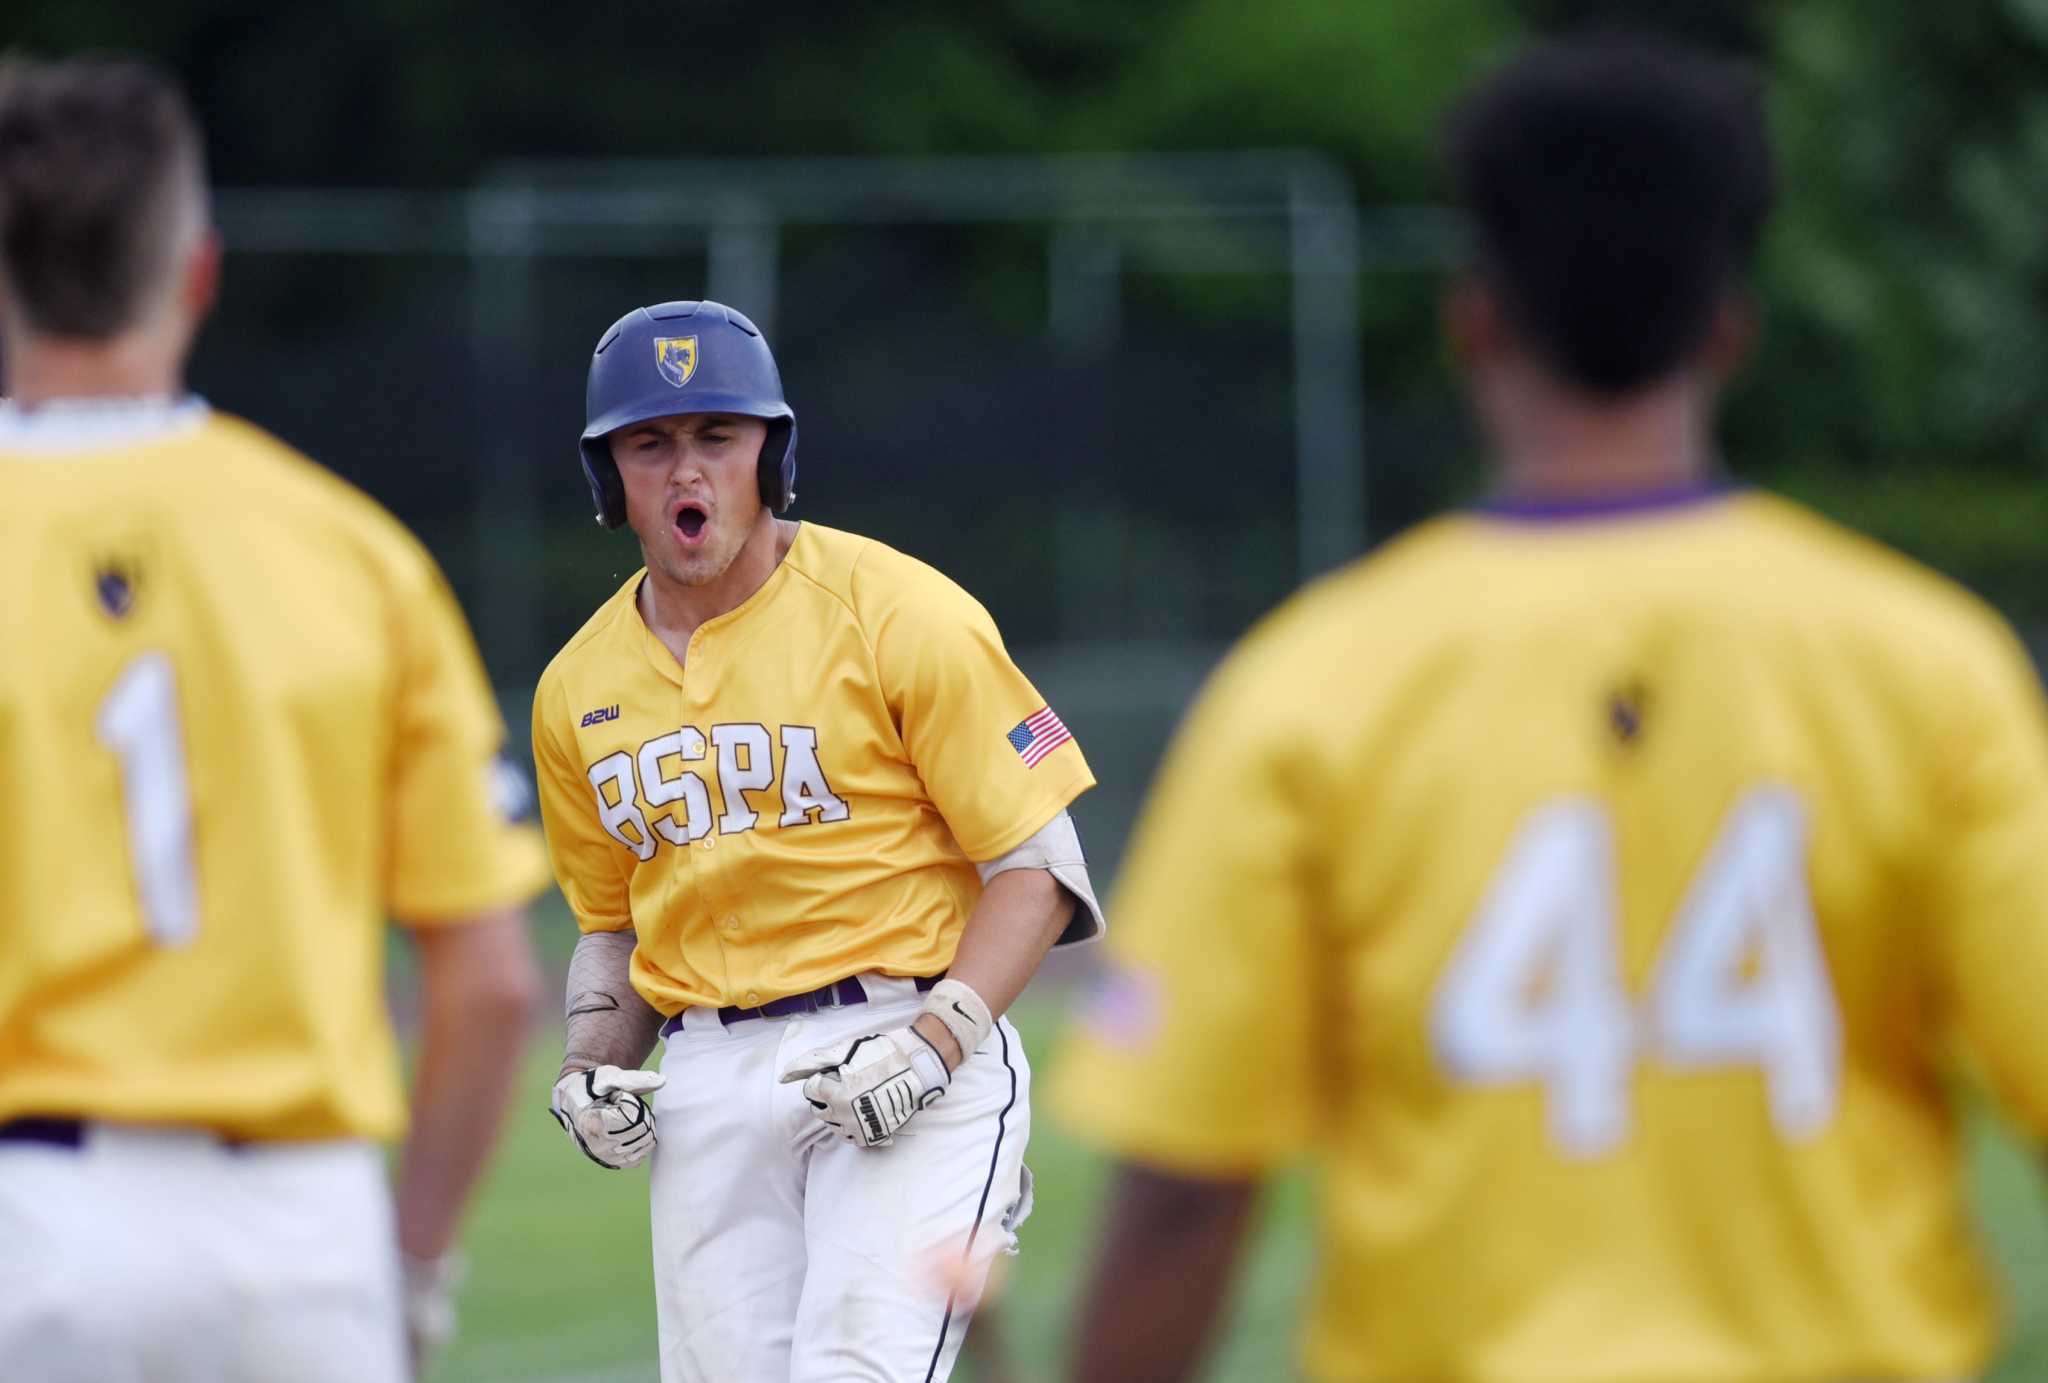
left=425, top=906, right=2048, bottom=1383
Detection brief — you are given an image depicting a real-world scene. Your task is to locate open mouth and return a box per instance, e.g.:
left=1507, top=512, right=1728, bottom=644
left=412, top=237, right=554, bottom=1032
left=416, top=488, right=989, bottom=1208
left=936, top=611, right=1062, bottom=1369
left=673, top=503, right=708, bottom=544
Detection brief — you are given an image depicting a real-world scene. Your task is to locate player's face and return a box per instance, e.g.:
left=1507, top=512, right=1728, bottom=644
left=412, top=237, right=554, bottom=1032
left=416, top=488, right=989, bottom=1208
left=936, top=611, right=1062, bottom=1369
left=611, top=413, right=771, bottom=588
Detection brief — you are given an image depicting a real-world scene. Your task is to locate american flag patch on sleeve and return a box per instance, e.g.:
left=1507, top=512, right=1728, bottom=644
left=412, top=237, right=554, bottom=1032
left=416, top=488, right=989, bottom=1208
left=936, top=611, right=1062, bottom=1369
left=1005, top=706, right=1073, bottom=768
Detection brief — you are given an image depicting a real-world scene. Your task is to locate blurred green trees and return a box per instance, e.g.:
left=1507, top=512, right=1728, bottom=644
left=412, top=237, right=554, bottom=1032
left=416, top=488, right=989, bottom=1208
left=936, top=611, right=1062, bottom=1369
left=1750, top=0, right=2048, bottom=612
left=11, top=0, right=2047, bottom=609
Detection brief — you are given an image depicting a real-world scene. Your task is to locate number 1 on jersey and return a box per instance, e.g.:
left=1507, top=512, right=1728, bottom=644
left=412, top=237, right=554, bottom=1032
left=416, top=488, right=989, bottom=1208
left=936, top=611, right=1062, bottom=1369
left=1431, top=786, right=1840, bottom=1158
left=97, top=653, right=200, bottom=946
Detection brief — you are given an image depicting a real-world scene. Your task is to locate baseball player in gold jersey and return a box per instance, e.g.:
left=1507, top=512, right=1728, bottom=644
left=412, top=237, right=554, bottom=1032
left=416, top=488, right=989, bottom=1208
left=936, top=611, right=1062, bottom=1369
left=0, top=57, right=548, bottom=1382
left=533, top=299, right=1103, bottom=1382
left=1056, top=35, right=2048, bottom=1383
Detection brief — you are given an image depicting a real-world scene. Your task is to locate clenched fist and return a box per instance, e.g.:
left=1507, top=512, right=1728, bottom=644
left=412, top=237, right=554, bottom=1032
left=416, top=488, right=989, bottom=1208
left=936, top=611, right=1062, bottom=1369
left=550, top=1065, right=666, bottom=1169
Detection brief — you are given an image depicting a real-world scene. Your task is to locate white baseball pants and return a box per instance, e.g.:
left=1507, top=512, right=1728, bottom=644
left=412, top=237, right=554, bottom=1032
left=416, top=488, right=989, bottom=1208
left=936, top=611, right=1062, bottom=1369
left=0, top=1124, right=406, bottom=1383
left=649, top=974, right=1033, bottom=1383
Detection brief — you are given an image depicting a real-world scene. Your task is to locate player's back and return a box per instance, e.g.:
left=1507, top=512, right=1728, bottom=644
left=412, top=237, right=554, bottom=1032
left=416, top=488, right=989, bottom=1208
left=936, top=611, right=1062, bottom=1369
left=0, top=402, right=528, bottom=1142
left=1328, top=488, right=2048, bottom=1380
left=1082, top=486, right=2048, bottom=1382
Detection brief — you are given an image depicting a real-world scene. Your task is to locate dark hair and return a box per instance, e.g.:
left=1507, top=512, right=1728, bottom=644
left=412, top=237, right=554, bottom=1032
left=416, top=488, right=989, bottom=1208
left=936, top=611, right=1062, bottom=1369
left=0, top=54, right=205, bottom=338
left=1447, top=33, right=1774, bottom=395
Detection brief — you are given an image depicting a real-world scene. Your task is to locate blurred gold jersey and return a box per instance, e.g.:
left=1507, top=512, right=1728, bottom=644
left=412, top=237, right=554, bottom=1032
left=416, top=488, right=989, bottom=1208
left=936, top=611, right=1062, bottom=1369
left=0, top=404, right=548, bottom=1142
left=1053, top=488, right=2048, bottom=1383
left=533, top=522, right=1095, bottom=1014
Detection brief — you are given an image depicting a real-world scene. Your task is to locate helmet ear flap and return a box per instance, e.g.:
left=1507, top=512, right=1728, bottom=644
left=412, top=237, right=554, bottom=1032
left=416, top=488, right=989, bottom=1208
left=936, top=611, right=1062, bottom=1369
left=758, top=417, right=798, bottom=513
left=580, top=441, right=629, bottom=529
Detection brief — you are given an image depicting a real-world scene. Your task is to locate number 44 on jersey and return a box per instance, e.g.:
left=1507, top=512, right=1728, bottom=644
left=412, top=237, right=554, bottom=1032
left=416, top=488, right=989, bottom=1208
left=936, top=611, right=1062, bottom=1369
left=1431, top=786, right=1842, bottom=1160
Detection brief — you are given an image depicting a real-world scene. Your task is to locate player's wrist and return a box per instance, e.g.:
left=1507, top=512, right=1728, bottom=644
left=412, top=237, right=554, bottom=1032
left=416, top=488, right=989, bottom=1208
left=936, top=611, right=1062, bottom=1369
left=911, top=1013, right=964, bottom=1072
left=920, top=978, right=994, bottom=1069
left=395, top=1217, right=457, bottom=1264
left=551, top=1067, right=592, bottom=1106
left=905, top=1029, right=953, bottom=1094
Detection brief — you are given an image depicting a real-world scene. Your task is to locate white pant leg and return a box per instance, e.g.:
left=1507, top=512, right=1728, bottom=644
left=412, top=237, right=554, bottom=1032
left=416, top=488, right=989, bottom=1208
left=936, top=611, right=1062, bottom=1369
left=651, top=1010, right=813, bottom=1383
left=781, top=992, right=1034, bottom=1383
left=224, top=1136, right=409, bottom=1383
left=0, top=1127, right=405, bottom=1383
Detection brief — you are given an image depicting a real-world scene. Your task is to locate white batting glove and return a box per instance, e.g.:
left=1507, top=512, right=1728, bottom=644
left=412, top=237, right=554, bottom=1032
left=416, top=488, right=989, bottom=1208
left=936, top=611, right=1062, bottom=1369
left=779, top=1028, right=951, bottom=1148
left=550, top=1065, right=666, bottom=1169
left=400, top=1250, right=463, bottom=1378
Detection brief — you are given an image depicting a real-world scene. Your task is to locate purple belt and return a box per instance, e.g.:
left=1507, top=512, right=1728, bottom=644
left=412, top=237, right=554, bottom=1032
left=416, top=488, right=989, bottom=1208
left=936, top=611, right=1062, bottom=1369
left=661, top=973, right=943, bottom=1038
left=0, top=1117, right=85, bottom=1149
left=0, top=1118, right=250, bottom=1151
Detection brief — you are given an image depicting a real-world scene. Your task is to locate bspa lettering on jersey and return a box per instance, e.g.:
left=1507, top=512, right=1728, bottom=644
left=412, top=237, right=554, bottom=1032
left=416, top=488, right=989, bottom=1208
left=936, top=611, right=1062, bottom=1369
left=584, top=722, right=847, bottom=857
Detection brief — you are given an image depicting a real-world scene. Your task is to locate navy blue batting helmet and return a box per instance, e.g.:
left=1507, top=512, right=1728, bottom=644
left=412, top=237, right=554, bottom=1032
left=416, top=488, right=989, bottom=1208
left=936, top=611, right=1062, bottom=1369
left=579, top=300, right=798, bottom=528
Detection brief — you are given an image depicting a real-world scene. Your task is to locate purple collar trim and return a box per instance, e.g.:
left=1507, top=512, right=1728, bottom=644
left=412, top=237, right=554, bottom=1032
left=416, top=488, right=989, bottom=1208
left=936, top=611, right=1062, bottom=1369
left=1474, top=481, right=1739, bottom=523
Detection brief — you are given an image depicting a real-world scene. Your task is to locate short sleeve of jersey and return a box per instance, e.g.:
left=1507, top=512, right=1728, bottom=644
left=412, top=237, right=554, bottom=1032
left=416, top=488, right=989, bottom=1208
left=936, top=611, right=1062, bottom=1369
left=384, top=553, right=550, bottom=922
left=1049, top=627, right=1328, bottom=1175
left=1923, top=618, right=2048, bottom=1135
left=857, top=546, right=1094, bottom=861
left=531, top=672, right=636, bottom=934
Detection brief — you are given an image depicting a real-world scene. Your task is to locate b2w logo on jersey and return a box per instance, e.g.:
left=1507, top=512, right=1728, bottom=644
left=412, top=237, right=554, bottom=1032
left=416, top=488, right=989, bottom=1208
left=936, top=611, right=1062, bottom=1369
left=580, top=704, right=620, bottom=728
left=585, top=723, right=847, bottom=860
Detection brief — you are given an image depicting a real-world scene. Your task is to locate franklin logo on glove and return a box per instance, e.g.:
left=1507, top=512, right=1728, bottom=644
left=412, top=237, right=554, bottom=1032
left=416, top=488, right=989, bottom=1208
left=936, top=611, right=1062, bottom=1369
left=779, top=1029, right=952, bottom=1149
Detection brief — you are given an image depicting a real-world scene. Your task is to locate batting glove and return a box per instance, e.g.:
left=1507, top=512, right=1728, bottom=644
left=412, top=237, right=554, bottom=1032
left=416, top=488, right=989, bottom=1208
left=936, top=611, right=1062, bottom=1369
left=400, top=1250, right=462, bottom=1377
left=550, top=1065, right=666, bottom=1170
left=779, top=1028, right=951, bottom=1148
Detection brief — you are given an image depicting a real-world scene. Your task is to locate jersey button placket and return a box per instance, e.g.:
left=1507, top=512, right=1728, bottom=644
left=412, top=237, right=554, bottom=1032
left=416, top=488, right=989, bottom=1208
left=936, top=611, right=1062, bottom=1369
left=684, top=630, right=740, bottom=982
left=687, top=625, right=712, bottom=847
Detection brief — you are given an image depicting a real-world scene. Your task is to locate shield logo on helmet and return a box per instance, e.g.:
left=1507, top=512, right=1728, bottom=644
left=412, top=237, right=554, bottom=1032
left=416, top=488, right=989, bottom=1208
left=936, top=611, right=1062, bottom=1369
left=653, top=336, right=699, bottom=388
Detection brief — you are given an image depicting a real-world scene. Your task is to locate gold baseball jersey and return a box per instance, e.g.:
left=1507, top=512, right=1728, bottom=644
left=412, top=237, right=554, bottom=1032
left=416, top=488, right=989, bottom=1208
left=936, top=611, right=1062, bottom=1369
left=1053, top=489, right=2048, bottom=1383
left=532, top=522, right=1096, bottom=1014
left=0, top=404, right=549, bottom=1142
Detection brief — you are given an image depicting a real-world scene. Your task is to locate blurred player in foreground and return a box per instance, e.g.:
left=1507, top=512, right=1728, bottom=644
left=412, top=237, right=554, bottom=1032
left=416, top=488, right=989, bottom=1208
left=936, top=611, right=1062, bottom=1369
left=1056, top=33, right=2048, bottom=1383
left=532, top=299, right=1103, bottom=1381
left=0, top=55, right=547, bottom=1381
